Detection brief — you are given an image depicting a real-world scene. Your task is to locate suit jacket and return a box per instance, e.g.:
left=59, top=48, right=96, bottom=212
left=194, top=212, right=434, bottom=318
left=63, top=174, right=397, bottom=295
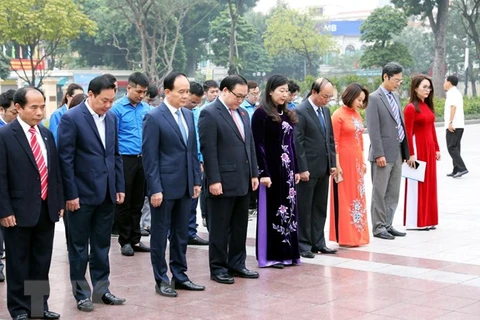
left=0, top=120, right=64, bottom=227
left=142, top=103, right=201, bottom=200
left=57, top=102, right=125, bottom=205
left=366, top=87, right=409, bottom=162
left=198, top=99, right=258, bottom=197
left=295, top=99, right=336, bottom=178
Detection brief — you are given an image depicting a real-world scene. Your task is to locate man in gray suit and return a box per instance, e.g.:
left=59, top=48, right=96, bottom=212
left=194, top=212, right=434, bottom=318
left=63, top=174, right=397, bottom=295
left=366, top=62, right=410, bottom=240
left=295, top=78, right=337, bottom=258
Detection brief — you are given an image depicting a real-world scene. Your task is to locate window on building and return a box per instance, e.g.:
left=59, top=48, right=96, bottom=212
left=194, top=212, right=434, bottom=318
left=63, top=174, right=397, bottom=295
left=345, top=45, right=355, bottom=56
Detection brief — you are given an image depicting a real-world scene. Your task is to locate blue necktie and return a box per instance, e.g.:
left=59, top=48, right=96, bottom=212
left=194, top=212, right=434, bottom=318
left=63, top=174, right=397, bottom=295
left=175, top=110, right=188, bottom=144
left=386, top=92, right=405, bottom=141
left=317, top=108, right=326, bottom=134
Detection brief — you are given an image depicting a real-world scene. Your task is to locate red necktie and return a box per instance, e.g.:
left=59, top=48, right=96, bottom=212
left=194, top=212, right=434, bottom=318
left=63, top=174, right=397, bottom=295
left=230, top=109, right=244, bottom=141
left=29, top=127, right=48, bottom=200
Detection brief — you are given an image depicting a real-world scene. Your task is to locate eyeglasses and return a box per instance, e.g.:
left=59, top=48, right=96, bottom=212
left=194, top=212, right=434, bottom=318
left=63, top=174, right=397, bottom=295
left=390, top=77, right=403, bottom=84
left=321, top=93, right=333, bottom=99
left=228, top=89, right=247, bottom=100
left=248, top=91, right=261, bottom=97
left=420, top=86, right=432, bottom=91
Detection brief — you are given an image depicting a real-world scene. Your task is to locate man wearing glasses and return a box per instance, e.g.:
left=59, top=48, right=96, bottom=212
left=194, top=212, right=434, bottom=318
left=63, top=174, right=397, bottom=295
left=240, top=80, right=260, bottom=120
left=198, top=75, right=259, bottom=285
left=366, top=62, right=410, bottom=240
left=295, top=77, right=338, bottom=259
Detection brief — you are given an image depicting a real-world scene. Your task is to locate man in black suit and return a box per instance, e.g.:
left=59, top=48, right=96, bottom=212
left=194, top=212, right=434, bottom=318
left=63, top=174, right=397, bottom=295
left=0, top=87, right=64, bottom=320
left=198, top=75, right=259, bottom=285
left=142, top=72, right=204, bottom=297
left=57, top=75, right=126, bottom=312
left=295, top=78, right=337, bottom=259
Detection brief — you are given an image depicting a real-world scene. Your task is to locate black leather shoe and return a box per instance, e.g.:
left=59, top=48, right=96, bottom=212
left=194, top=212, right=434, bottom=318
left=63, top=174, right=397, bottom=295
left=132, top=242, right=150, bottom=252
left=210, top=273, right=234, bottom=284
left=77, top=299, right=94, bottom=312
left=374, top=231, right=395, bottom=240
left=230, top=268, right=259, bottom=279
left=155, top=282, right=178, bottom=297
left=12, top=314, right=28, bottom=320
left=387, top=227, right=406, bottom=237
left=446, top=172, right=455, bottom=177
left=188, top=236, right=208, bottom=246
left=270, top=263, right=284, bottom=269
left=173, top=280, right=205, bottom=291
left=121, top=244, right=134, bottom=256
left=29, top=310, right=60, bottom=319
left=453, top=170, right=469, bottom=178
left=300, top=251, right=315, bottom=259
left=319, top=247, right=338, bottom=254
left=95, top=292, right=126, bottom=305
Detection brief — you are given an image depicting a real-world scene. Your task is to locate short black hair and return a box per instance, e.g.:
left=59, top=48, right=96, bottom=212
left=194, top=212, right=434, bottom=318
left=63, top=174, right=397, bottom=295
left=146, top=84, right=158, bottom=98
left=288, top=80, right=300, bottom=93
left=88, top=75, right=117, bottom=96
left=128, top=72, right=150, bottom=88
left=13, top=87, right=46, bottom=109
left=0, top=89, right=16, bottom=109
left=382, top=62, right=403, bottom=79
left=164, top=72, right=187, bottom=91
left=190, top=82, right=204, bottom=97
left=446, top=75, right=459, bottom=86
left=102, top=73, right=117, bottom=84
left=68, top=93, right=88, bottom=109
left=247, top=80, right=258, bottom=90
left=203, top=80, right=219, bottom=91
left=219, top=75, right=247, bottom=92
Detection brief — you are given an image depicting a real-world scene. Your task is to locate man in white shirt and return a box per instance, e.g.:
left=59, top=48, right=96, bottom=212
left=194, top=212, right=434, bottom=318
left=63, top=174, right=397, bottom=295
left=443, top=75, right=468, bottom=178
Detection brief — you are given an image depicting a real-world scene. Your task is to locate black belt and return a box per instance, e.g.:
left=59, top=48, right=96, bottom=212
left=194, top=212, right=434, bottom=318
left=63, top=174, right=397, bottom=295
left=123, top=154, right=142, bottom=158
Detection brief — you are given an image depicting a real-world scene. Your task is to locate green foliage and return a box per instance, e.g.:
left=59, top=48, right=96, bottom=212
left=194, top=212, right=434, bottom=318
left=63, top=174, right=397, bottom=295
left=399, top=96, right=480, bottom=119
left=209, top=8, right=272, bottom=76
left=0, top=57, right=9, bottom=80
left=394, top=26, right=434, bottom=74
left=360, top=6, right=413, bottom=68
left=264, top=6, right=336, bottom=76
left=391, top=0, right=437, bottom=17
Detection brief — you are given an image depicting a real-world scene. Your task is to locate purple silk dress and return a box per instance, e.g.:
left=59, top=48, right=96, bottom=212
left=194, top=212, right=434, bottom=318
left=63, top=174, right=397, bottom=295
left=251, top=107, right=300, bottom=267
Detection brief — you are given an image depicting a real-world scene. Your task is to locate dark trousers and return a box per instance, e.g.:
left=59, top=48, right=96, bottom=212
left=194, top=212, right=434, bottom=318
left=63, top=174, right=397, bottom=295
left=67, top=197, right=114, bottom=301
left=150, top=193, right=191, bottom=284
left=297, top=173, right=329, bottom=253
left=115, top=155, right=145, bottom=246
left=248, top=189, right=258, bottom=210
left=188, top=198, right=198, bottom=239
left=200, top=172, right=208, bottom=228
left=208, top=194, right=249, bottom=275
left=446, top=129, right=467, bottom=173
left=0, top=226, right=4, bottom=271
left=4, top=201, right=55, bottom=318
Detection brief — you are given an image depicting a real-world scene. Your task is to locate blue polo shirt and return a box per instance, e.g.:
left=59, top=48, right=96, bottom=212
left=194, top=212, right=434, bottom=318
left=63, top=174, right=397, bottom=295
left=110, top=95, right=149, bottom=155
left=192, top=105, right=203, bottom=162
left=240, top=99, right=256, bottom=122
left=48, top=104, right=68, bottom=142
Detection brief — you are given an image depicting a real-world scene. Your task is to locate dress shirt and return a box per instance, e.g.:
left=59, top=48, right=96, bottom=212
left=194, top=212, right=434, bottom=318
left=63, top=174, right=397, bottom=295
left=17, top=116, right=48, bottom=166
left=444, top=86, right=465, bottom=128
left=85, top=100, right=106, bottom=149
left=192, top=106, right=203, bottom=162
left=165, top=99, right=188, bottom=140
left=110, top=95, right=149, bottom=155
left=0, top=116, right=7, bottom=127
left=240, top=99, right=256, bottom=122
left=48, top=104, right=68, bottom=143
left=219, top=97, right=245, bottom=138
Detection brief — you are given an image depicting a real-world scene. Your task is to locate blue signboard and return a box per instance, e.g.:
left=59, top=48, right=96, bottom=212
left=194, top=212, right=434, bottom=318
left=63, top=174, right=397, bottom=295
left=74, top=73, right=100, bottom=92
left=322, top=20, right=363, bottom=37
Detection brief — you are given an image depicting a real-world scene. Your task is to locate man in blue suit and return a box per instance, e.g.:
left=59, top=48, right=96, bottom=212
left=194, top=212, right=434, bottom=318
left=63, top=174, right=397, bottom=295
left=0, top=87, right=64, bottom=320
left=57, top=75, right=126, bottom=312
left=142, top=72, right=204, bottom=298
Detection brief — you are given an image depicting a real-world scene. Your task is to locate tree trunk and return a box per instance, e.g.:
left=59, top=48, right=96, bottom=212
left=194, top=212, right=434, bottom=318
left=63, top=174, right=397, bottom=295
left=186, top=50, right=198, bottom=77
left=227, top=0, right=238, bottom=75
left=429, top=0, right=449, bottom=98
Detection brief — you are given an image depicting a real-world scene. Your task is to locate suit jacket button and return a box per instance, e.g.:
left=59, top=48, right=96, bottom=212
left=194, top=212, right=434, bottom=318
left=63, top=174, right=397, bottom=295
left=245, top=160, right=249, bottom=164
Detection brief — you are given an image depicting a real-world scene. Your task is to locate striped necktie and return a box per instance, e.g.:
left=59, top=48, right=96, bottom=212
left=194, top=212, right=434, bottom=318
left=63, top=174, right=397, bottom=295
left=29, top=127, right=48, bottom=200
left=386, top=92, right=405, bottom=141
left=175, top=110, right=188, bottom=144
left=230, top=109, right=245, bottom=141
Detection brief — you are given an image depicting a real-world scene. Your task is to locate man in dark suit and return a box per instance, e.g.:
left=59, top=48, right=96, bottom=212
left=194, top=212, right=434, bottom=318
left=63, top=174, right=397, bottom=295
left=142, top=72, right=204, bottom=298
left=0, top=87, right=64, bottom=320
left=198, top=75, right=259, bottom=285
left=295, top=78, right=337, bottom=259
left=57, top=75, right=126, bottom=312
left=366, top=62, right=409, bottom=240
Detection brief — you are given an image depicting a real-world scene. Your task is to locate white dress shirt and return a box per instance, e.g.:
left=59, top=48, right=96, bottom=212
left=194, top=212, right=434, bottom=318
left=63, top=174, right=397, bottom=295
left=165, top=99, right=189, bottom=140
left=444, top=86, right=465, bottom=128
left=85, top=99, right=106, bottom=148
left=17, top=116, right=48, bottom=166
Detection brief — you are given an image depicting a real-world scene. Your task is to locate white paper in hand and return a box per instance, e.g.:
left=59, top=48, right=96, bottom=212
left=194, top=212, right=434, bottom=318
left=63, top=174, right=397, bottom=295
left=401, top=160, right=426, bottom=182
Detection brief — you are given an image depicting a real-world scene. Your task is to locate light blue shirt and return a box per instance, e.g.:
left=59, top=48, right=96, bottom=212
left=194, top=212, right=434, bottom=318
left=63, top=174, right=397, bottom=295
left=48, top=104, right=68, bottom=143
left=192, top=105, right=203, bottom=162
left=110, top=95, right=150, bottom=155
left=240, top=99, right=256, bottom=122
